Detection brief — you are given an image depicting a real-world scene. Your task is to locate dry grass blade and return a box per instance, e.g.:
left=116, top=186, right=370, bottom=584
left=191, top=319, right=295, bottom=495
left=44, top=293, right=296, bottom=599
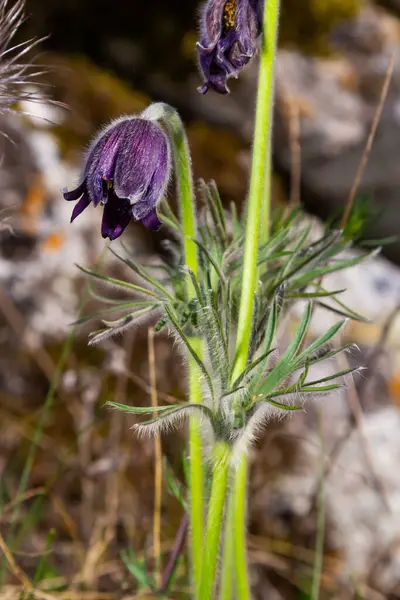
left=337, top=351, right=392, bottom=512
left=158, top=513, right=189, bottom=594
left=121, top=366, right=181, bottom=406
left=0, top=530, right=31, bottom=588
left=0, top=589, right=118, bottom=600
left=276, top=70, right=301, bottom=207
left=0, top=535, right=69, bottom=599
left=340, top=51, right=396, bottom=229
left=309, top=346, right=393, bottom=517
left=358, top=303, right=400, bottom=397
left=0, top=486, right=45, bottom=518
left=288, top=99, right=301, bottom=208
left=148, top=327, right=162, bottom=588
left=103, top=333, right=135, bottom=559
left=311, top=350, right=391, bottom=514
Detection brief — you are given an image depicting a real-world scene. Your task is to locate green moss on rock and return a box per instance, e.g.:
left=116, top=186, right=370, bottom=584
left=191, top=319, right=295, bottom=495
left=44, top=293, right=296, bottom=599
left=44, top=54, right=150, bottom=160
left=280, top=0, right=363, bottom=54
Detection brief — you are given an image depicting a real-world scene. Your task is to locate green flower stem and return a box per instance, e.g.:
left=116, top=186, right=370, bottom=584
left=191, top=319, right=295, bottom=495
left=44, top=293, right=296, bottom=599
left=188, top=338, right=204, bottom=590
left=147, top=103, right=199, bottom=282
left=147, top=103, right=203, bottom=591
left=167, top=111, right=203, bottom=590
left=260, top=145, right=272, bottom=242
left=219, top=485, right=235, bottom=600
left=230, top=2, right=281, bottom=598
left=232, top=0, right=281, bottom=381
left=233, top=458, right=250, bottom=600
left=260, top=0, right=280, bottom=244
left=164, top=115, right=198, bottom=282
left=198, top=442, right=231, bottom=600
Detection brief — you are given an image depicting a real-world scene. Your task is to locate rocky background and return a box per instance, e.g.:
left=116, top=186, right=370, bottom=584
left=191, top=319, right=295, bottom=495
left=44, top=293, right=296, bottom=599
left=1, top=0, right=400, bottom=598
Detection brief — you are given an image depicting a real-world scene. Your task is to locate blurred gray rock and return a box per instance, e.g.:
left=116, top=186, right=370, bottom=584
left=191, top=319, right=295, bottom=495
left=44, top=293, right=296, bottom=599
left=251, top=399, right=400, bottom=596
left=328, top=407, right=400, bottom=594
left=273, top=7, right=400, bottom=263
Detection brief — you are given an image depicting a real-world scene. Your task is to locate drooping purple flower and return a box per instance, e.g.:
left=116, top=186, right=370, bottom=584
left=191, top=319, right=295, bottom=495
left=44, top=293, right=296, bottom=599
left=197, top=0, right=262, bottom=94
left=63, top=115, right=171, bottom=240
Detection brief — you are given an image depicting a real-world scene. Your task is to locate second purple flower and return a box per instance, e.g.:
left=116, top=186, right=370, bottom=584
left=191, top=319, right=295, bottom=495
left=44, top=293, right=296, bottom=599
left=63, top=115, right=171, bottom=240
left=197, top=0, right=262, bottom=95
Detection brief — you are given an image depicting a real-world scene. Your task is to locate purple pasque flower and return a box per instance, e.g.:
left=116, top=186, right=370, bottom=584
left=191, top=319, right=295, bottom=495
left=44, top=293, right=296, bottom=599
left=197, top=0, right=262, bottom=94
left=63, top=115, right=171, bottom=240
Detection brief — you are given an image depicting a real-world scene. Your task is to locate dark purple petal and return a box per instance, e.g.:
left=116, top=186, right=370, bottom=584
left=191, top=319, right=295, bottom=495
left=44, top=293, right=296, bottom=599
left=250, top=0, right=263, bottom=36
left=140, top=209, right=162, bottom=231
left=101, top=194, right=132, bottom=240
left=198, top=72, right=229, bottom=94
left=130, top=138, right=170, bottom=223
left=70, top=193, right=91, bottom=222
left=63, top=114, right=171, bottom=240
left=63, top=180, right=86, bottom=201
left=200, top=0, right=226, bottom=47
left=113, top=119, right=169, bottom=204
left=228, top=42, right=252, bottom=71
left=235, top=0, right=260, bottom=55
left=197, top=46, right=231, bottom=93
left=198, top=83, right=209, bottom=94
left=197, top=0, right=262, bottom=94
left=85, top=119, right=128, bottom=205
left=197, top=46, right=230, bottom=94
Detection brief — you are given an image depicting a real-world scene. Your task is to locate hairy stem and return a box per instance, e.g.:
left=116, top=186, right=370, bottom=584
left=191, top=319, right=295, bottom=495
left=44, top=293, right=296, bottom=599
left=340, top=52, right=395, bottom=230
left=232, top=0, right=280, bottom=380
left=219, top=486, right=235, bottom=600
left=198, top=443, right=230, bottom=600
left=146, top=103, right=204, bottom=592
left=233, top=458, right=250, bottom=600
left=260, top=145, right=272, bottom=243
left=230, top=2, right=281, bottom=597
left=168, top=112, right=203, bottom=591
left=188, top=342, right=204, bottom=593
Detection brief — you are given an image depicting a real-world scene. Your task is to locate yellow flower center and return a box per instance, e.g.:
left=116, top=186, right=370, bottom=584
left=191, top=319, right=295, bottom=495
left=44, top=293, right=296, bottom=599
left=223, top=0, right=236, bottom=30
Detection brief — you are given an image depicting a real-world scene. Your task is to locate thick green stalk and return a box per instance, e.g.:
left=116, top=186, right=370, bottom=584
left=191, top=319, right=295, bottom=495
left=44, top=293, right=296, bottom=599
left=260, top=145, right=272, bottom=242
left=164, top=114, right=199, bottom=283
left=188, top=339, right=204, bottom=591
left=219, top=491, right=235, bottom=600
left=260, top=1, right=280, bottom=244
left=229, top=2, right=281, bottom=598
left=233, top=458, right=250, bottom=600
left=167, top=112, right=203, bottom=590
left=145, top=103, right=204, bottom=591
left=198, top=443, right=230, bottom=600
left=258, top=0, right=280, bottom=243
left=232, top=0, right=281, bottom=380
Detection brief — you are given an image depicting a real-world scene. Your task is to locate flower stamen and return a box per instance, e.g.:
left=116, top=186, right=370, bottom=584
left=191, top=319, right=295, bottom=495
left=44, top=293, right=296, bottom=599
left=101, top=178, right=113, bottom=205
left=223, top=0, right=237, bottom=30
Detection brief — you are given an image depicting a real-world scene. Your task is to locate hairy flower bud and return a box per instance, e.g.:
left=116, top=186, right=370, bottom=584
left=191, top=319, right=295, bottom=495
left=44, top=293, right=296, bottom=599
left=63, top=115, right=171, bottom=240
left=197, top=0, right=262, bottom=94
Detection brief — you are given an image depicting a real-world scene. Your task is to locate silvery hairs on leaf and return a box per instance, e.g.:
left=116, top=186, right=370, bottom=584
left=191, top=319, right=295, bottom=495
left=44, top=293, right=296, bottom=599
left=0, top=0, right=55, bottom=117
